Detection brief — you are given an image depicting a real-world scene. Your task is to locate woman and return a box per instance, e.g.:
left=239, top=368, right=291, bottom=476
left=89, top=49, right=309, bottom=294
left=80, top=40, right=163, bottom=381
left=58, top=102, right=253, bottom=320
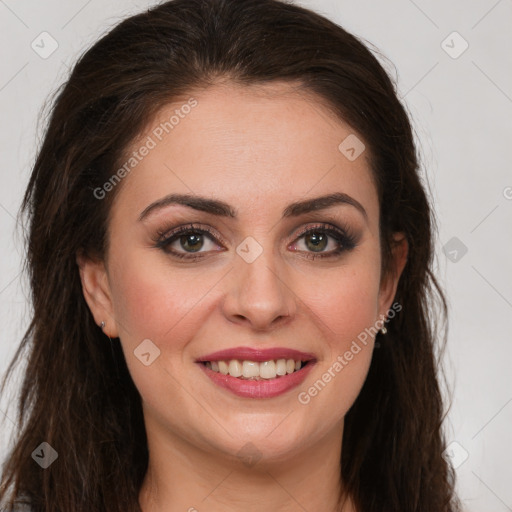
left=0, top=0, right=460, bottom=510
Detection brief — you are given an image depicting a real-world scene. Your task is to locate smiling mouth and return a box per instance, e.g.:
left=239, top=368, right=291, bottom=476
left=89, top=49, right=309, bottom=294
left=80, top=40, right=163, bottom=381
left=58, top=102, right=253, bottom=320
left=199, top=358, right=312, bottom=380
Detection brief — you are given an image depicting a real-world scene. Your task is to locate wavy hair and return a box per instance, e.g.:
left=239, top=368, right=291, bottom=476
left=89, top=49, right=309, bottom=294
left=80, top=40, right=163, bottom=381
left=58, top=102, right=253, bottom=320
left=0, top=0, right=460, bottom=510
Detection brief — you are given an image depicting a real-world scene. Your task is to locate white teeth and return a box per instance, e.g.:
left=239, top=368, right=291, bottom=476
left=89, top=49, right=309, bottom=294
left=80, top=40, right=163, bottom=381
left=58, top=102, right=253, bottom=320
left=260, top=360, right=276, bottom=379
left=242, top=360, right=260, bottom=378
left=276, top=359, right=287, bottom=376
left=204, top=358, right=307, bottom=379
left=218, top=360, right=229, bottom=375
left=228, top=360, right=243, bottom=377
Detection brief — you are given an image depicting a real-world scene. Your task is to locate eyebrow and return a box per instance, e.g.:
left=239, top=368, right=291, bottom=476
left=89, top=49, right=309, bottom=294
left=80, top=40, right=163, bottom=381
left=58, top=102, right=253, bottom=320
left=138, top=192, right=368, bottom=222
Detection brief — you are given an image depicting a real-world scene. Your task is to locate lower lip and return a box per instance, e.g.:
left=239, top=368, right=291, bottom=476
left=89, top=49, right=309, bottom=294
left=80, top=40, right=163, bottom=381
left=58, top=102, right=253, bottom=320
left=196, top=361, right=316, bottom=399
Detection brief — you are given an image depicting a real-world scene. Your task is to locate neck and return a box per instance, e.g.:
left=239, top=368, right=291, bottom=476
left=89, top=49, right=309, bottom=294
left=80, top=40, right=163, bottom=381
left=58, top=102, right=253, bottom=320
left=138, top=416, right=355, bottom=512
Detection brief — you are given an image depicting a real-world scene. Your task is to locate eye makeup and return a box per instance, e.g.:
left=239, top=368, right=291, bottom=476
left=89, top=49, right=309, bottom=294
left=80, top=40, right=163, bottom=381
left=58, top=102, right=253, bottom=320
left=151, top=220, right=359, bottom=262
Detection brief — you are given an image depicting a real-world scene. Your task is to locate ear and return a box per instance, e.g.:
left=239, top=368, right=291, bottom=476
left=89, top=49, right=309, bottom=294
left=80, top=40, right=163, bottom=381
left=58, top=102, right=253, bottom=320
left=377, top=232, right=408, bottom=317
left=76, top=250, right=119, bottom=338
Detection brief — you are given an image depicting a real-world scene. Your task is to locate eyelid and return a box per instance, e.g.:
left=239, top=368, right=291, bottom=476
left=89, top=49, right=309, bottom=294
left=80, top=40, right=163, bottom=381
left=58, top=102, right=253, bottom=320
left=155, top=220, right=354, bottom=242
left=153, top=220, right=358, bottom=259
left=288, top=223, right=358, bottom=254
left=292, top=221, right=355, bottom=241
left=153, top=222, right=227, bottom=247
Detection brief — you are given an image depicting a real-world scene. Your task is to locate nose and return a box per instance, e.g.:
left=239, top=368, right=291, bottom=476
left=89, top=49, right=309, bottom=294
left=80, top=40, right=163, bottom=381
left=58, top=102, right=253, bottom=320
left=221, top=247, right=297, bottom=332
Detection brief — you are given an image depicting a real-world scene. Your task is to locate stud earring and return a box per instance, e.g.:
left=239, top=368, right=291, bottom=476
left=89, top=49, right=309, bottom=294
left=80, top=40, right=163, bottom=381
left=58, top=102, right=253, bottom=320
left=99, top=320, right=114, bottom=342
left=380, top=325, right=387, bottom=335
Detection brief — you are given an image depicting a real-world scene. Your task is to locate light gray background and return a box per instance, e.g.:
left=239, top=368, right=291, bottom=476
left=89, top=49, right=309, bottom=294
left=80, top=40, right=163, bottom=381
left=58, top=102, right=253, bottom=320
left=0, top=0, right=511, bottom=510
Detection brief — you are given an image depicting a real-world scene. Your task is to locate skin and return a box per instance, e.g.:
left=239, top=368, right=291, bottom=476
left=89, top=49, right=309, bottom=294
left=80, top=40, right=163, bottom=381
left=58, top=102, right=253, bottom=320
left=78, top=81, right=408, bottom=512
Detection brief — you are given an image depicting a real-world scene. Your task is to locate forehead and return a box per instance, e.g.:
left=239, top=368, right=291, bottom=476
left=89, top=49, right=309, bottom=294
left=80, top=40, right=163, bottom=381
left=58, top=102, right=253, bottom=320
left=111, top=81, right=379, bottom=226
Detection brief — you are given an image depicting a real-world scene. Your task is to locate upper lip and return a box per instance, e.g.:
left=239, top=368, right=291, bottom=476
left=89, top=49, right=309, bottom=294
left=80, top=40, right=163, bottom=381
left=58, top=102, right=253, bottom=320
left=196, top=346, right=317, bottom=363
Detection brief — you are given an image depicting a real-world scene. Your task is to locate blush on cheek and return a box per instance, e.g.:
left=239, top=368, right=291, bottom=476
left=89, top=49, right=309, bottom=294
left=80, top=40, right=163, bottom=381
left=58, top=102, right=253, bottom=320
left=111, top=280, right=162, bottom=344
left=109, top=258, right=175, bottom=340
left=305, top=282, right=380, bottom=349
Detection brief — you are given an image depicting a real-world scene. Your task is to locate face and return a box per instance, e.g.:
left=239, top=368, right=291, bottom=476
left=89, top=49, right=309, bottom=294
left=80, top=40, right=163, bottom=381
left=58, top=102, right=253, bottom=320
left=79, top=82, right=407, bottom=466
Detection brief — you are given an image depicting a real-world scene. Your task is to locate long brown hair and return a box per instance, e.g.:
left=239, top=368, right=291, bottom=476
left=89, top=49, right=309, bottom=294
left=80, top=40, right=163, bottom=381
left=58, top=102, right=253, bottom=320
left=0, top=0, right=460, bottom=510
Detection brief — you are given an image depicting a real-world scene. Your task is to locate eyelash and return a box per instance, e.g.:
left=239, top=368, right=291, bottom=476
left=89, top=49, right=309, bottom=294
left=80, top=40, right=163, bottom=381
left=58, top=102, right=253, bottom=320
left=153, top=222, right=357, bottom=261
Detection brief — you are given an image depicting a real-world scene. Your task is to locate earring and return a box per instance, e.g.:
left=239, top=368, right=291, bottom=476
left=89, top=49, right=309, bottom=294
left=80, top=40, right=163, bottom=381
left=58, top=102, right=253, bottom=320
left=380, top=325, right=387, bottom=335
left=99, top=320, right=114, bottom=342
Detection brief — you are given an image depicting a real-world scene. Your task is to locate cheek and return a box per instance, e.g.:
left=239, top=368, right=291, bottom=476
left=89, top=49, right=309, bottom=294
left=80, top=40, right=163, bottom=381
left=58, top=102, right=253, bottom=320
left=107, top=251, right=206, bottom=405
left=108, top=248, right=217, bottom=344
left=292, top=259, right=381, bottom=414
left=298, top=261, right=382, bottom=348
